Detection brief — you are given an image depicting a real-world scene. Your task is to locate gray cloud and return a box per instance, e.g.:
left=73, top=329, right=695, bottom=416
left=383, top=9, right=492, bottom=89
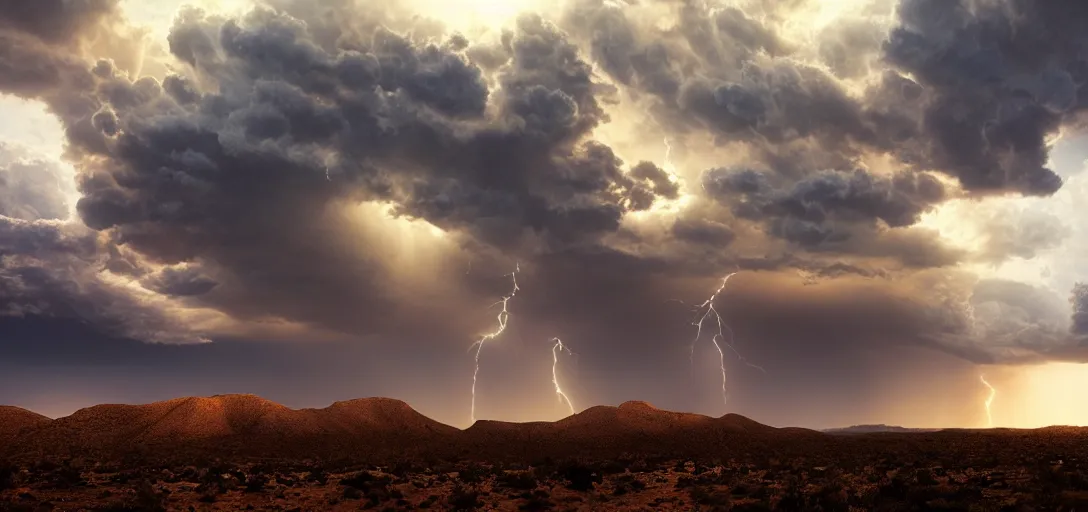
left=0, top=216, right=210, bottom=343
left=0, top=2, right=687, bottom=344
left=1074, top=283, right=1088, bottom=336
left=702, top=167, right=946, bottom=255
left=0, top=143, right=72, bottom=221
left=139, top=265, right=219, bottom=297
left=0, top=0, right=147, bottom=112
left=0, top=0, right=118, bottom=45
left=562, top=0, right=1086, bottom=198
left=878, top=0, right=1088, bottom=196
left=0, top=0, right=1084, bottom=374
left=974, top=207, right=1071, bottom=264
left=959, top=279, right=1081, bottom=361
left=671, top=218, right=735, bottom=247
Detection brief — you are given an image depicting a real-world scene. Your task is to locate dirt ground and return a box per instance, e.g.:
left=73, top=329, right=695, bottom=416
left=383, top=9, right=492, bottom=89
left=5, top=439, right=1088, bottom=512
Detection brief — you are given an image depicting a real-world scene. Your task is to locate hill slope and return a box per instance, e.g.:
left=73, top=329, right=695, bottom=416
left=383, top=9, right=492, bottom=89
left=461, top=401, right=809, bottom=461
left=0, top=406, right=52, bottom=446
left=8, top=395, right=456, bottom=461
left=305, top=397, right=459, bottom=437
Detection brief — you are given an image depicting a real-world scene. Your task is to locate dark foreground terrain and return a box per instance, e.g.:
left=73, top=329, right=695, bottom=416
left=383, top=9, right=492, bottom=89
left=3, top=395, right=1088, bottom=511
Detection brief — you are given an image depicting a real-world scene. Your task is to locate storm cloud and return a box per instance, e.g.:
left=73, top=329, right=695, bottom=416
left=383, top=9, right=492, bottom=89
left=0, top=0, right=1086, bottom=403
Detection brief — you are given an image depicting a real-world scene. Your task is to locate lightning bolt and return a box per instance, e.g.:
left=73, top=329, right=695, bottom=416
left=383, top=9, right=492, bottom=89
left=550, top=337, right=576, bottom=416
left=980, top=374, right=996, bottom=428
left=688, top=272, right=765, bottom=408
left=469, top=263, right=520, bottom=424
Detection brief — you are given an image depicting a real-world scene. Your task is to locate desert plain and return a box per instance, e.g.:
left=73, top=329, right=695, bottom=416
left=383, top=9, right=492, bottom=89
left=2, top=395, right=1087, bottom=511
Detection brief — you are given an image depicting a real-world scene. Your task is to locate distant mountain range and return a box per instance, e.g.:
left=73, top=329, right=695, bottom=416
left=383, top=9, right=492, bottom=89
left=822, top=424, right=943, bottom=434
left=0, top=395, right=1057, bottom=464
left=0, top=395, right=828, bottom=463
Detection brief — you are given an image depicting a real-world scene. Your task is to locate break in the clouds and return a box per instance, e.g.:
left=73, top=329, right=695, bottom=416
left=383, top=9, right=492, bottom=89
left=0, top=0, right=1086, bottom=375
left=0, top=143, right=73, bottom=221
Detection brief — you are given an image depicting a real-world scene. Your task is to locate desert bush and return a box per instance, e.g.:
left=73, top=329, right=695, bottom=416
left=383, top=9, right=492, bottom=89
left=519, top=489, right=554, bottom=511
left=560, top=462, right=601, bottom=492
left=919, top=498, right=971, bottom=512
left=32, top=460, right=59, bottom=472
left=175, top=466, right=200, bottom=482
left=218, top=473, right=239, bottom=491
left=244, top=472, right=268, bottom=492
left=772, top=479, right=805, bottom=511
left=611, top=473, right=646, bottom=495
left=675, top=475, right=696, bottom=489
left=389, top=460, right=417, bottom=478
left=90, top=503, right=145, bottom=512
left=627, top=458, right=651, bottom=473
left=133, top=479, right=166, bottom=512
left=307, top=468, right=328, bottom=485
left=914, top=468, right=938, bottom=486
left=877, top=475, right=909, bottom=501
left=530, top=463, right=556, bottom=482
left=197, top=489, right=218, bottom=503
left=688, top=484, right=731, bottom=507
left=340, top=470, right=391, bottom=490
left=366, top=487, right=394, bottom=507
left=497, top=470, right=538, bottom=490
left=457, top=462, right=489, bottom=485
left=0, top=463, right=15, bottom=491
left=447, top=484, right=481, bottom=510
left=729, top=480, right=758, bottom=496
left=812, top=480, right=849, bottom=512
left=49, top=464, right=85, bottom=488
left=276, top=473, right=297, bottom=487
left=595, top=459, right=627, bottom=475
left=342, top=486, right=363, bottom=500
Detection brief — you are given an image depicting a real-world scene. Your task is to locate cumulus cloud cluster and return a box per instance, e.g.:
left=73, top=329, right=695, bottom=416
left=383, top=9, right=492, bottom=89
left=0, top=0, right=1086, bottom=365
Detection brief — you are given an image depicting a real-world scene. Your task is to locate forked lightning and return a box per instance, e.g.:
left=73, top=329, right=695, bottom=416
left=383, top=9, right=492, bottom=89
left=550, top=337, right=576, bottom=416
left=688, top=272, right=765, bottom=407
left=469, top=263, right=520, bottom=424
left=980, top=374, right=996, bottom=428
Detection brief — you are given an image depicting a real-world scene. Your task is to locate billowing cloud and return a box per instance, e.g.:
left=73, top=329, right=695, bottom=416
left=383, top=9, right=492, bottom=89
left=0, top=0, right=118, bottom=45
left=0, top=0, right=1085, bottom=376
left=0, top=143, right=73, bottom=221
left=702, top=167, right=945, bottom=245
left=0, top=216, right=218, bottom=343
left=974, top=206, right=1071, bottom=264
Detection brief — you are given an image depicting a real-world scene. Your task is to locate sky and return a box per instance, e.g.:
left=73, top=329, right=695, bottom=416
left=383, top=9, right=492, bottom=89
left=1, top=0, right=1088, bottom=430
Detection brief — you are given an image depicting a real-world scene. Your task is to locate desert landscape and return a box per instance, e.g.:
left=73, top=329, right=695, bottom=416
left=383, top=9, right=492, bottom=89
left=2, top=395, right=1088, bottom=511
left=6, top=0, right=1088, bottom=509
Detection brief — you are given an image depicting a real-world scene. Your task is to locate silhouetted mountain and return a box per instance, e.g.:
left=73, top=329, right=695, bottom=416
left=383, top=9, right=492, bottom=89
left=719, top=413, right=781, bottom=433
left=824, top=424, right=942, bottom=434
left=557, top=401, right=714, bottom=432
left=7, top=394, right=456, bottom=461
left=310, top=397, right=458, bottom=436
left=0, top=395, right=843, bottom=464
left=459, top=400, right=824, bottom=461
